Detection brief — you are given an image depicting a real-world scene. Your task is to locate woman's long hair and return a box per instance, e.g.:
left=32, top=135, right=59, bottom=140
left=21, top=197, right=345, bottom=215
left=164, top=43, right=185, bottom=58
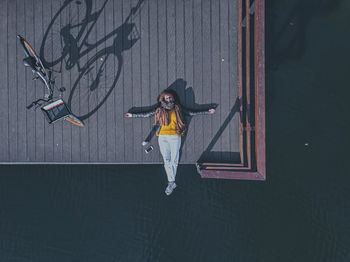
left=154, top=90, right=186, bottom=134
left=157, top=90, right=181, bottom=106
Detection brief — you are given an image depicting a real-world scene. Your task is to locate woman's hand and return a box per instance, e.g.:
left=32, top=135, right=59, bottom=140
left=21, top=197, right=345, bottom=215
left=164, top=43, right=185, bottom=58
left=125, top=113, right=133, bottom=118
left=209, top=109, right=216, bottom=114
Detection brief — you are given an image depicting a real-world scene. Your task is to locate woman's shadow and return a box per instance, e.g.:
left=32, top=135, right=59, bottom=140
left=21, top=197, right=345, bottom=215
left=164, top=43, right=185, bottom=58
left=127, top=78, right=218, bottom=161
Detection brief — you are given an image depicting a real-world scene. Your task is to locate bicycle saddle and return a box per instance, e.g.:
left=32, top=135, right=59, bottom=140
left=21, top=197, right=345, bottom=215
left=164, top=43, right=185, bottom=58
left=23, top=56, right=38, bottom=70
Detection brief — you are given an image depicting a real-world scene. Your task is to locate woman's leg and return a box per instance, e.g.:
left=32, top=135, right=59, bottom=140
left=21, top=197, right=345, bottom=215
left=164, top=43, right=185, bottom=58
left=169, top=135, right=181, bottom=181
left=158, top=135, right=174, bottom=182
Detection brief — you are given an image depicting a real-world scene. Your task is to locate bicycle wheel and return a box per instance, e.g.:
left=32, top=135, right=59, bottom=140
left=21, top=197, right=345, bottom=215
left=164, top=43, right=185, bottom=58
left=40, top=0, right=90, bottom=68
left=65, top=114, right=85, bottom=127
left=67, top=51, right=123, bottom=121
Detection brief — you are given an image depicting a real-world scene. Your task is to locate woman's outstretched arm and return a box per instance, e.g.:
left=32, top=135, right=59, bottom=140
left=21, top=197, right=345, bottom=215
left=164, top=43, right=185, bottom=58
left=182, top=105, right=217, bottom=116
left=125, top=108, right=157, bottom=118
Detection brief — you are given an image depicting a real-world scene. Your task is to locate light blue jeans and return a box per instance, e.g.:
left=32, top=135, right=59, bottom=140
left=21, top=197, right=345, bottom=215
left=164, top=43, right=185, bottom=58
left=158, top=135, right=181, bottom=182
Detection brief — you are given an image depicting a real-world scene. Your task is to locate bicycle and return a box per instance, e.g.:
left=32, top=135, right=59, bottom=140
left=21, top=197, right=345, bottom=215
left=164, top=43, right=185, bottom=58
left=17, top=34, right=84, bottom=127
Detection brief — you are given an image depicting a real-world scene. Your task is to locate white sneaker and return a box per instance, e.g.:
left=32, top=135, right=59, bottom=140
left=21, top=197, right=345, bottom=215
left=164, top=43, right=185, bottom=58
left=141, top=141, right=148, bottom=146
left=165, top=182, right=177, bottom=195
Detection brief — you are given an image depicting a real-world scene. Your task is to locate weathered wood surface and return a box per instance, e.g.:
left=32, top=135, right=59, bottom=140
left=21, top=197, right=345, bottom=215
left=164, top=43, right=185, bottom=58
left=0, top=0, right=239, bottom=164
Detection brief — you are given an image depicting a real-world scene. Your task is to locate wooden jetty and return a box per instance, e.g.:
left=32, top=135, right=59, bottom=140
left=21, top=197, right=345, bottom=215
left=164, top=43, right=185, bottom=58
left=0, top=0, right=265, bottom=180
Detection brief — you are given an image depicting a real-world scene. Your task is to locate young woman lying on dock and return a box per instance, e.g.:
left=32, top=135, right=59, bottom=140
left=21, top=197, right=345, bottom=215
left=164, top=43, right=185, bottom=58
left=125, top=90, right=216, bottom=196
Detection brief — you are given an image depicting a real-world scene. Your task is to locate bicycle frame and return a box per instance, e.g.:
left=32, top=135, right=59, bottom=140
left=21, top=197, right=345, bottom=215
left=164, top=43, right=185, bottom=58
left=17, top=35, right=53, bottom=101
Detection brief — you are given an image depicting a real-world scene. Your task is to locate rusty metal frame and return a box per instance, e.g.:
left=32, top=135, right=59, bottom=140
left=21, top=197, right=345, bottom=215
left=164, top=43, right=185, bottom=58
left=196, top=0, right=265, bottom=180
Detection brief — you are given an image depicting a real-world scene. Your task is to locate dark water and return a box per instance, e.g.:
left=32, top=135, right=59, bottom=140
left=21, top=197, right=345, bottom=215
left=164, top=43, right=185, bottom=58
left=1, top=0, right=350, bottom=261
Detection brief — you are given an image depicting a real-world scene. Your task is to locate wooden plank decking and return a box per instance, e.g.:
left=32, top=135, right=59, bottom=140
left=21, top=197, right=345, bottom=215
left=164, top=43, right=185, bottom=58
left=0, top=0, right=241, bottom=164
left=198, top=0, right=266, bottom=180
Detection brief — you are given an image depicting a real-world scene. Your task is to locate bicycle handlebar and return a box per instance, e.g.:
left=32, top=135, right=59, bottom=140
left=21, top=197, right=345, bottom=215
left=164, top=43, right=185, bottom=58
left=26, top=103, right=35, bottom=110
left=26, top=98, right=51, bottom=110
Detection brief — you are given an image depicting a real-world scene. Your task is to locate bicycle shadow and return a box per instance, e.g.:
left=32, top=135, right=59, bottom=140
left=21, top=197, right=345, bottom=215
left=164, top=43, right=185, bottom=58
left=67, top=20, right=139, bottom=120
left=40, top=0, right=145, bottom=120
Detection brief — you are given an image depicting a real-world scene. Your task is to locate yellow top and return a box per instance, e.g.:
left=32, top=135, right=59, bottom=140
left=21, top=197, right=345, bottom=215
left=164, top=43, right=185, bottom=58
left=157, top=109, right=178, bottom=136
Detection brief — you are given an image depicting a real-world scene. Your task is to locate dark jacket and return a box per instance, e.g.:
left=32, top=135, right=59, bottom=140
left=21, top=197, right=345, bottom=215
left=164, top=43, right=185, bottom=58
left=131, top=106, right=212, bottom=118
left=131, top=105, right=214, bottom=135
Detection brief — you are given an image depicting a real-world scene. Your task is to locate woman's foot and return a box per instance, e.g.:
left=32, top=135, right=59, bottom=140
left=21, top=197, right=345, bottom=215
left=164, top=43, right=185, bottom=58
left=165, top=182, right=177, bottom=195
